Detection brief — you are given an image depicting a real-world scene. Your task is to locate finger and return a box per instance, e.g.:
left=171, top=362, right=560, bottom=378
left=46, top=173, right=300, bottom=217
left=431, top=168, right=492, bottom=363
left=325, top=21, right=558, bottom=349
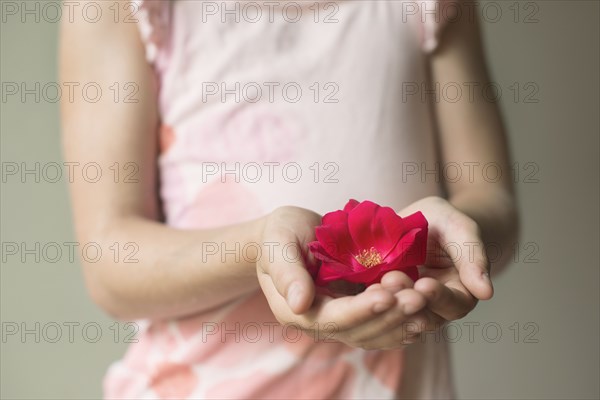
left=424, top=239, right=455, bottom=269
left=259, top=272, right=397, bottom=332
left=379, top=271, right=415, bottom=292
left=258, top=240, right=315, bottom=314
left=403, top=309, right=447, bottom=335
left=357, top=309, right=445, bottom=350
left=381, top=308, right=437, bottom=343
left=342, top=289, right=426, bottom=343
left=437, top=216, right=493, bottom=300
left=365, top=283, right=384, bottom=292
left=302, top=287, right=397, bottom=331
left=414, top=277, right=476, bottom=321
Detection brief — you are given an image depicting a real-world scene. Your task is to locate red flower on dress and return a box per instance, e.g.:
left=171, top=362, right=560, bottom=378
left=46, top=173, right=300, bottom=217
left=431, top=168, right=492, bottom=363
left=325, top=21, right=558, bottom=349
left=308, top=200, right=428, bottom=287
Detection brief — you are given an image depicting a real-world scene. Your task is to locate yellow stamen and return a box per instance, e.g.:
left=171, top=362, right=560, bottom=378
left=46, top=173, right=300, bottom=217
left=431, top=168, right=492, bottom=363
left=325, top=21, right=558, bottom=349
left=354, top=247, right=382, bottom=268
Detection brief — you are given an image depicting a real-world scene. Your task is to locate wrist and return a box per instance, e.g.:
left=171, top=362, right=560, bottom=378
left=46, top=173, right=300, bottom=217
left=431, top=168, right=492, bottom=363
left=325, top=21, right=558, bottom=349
left=246, top=214, right=269, bottom=266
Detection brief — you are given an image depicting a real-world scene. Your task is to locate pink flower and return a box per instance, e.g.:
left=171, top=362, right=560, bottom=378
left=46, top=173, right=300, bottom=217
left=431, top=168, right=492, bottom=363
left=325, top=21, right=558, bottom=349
left=308, top=200, right=428, bottom=287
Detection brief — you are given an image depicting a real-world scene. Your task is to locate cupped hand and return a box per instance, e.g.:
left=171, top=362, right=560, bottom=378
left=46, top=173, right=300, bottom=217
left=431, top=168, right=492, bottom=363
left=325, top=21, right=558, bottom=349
left=256, top=206, right=429, bottom=349
left=378, top=196, right=493, bottom=342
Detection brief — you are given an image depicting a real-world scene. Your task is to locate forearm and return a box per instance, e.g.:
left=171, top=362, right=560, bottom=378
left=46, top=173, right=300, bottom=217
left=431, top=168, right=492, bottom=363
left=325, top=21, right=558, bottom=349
left=83, top=215, right=266, bottom=321
left=428, top=1, right=519, bottom=275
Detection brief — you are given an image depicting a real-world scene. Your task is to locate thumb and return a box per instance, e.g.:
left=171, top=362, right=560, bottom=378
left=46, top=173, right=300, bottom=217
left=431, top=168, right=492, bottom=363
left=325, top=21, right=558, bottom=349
left=438, top=216, right=493, bottom=300
left=260, top=240, right=316, bottom=314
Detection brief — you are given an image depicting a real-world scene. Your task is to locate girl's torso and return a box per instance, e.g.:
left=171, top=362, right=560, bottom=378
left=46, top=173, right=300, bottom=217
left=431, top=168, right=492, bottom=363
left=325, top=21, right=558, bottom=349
left=105, top=1, right=454, bottom=398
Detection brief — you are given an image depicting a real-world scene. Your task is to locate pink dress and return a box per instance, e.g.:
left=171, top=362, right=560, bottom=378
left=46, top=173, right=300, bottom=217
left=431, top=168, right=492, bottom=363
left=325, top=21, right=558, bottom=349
left=104, top=1, right=455, bottom=398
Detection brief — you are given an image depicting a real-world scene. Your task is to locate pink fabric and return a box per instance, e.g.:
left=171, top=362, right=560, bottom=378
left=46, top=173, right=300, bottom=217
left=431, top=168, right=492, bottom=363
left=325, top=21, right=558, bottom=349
left=104, top=1, right=455, bottom=398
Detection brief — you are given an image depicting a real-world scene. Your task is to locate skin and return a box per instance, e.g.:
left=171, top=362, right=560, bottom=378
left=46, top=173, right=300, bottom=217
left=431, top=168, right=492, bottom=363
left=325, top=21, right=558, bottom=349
left=60, top=1, right=518, bottom=349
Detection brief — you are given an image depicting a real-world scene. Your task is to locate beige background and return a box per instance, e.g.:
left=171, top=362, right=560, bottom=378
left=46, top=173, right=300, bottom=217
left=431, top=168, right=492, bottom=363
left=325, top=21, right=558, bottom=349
left=1, top=1, right=598, bottom=398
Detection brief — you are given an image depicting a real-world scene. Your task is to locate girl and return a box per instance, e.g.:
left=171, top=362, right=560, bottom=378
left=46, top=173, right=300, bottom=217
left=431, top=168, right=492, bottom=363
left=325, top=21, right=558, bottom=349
left=60, top=0, right=518, bottom=398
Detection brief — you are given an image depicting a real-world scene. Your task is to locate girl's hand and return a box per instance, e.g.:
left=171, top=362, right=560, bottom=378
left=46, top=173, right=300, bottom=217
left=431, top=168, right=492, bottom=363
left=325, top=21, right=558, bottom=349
left=256, top=206, right=429, bottom=349
left=379, top=196, right=493, bottom=342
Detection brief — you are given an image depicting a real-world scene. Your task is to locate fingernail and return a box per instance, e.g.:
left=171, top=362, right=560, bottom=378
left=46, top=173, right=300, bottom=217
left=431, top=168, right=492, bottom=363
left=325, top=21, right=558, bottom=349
left=287, top=282, right=303, bottom=311
left=481, top=272, right=494, bottom=290
left=481, top=272, right=492, bottom=284
left=373, top=302, right=392, bottom=314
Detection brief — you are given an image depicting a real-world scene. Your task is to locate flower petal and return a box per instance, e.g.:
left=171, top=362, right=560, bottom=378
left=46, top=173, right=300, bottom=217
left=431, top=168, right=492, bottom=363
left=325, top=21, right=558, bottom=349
left=318, top=264, right=384, bottom=286
left=403, top=266, right=419, bottom=282
left=316, top=260, right=358, bottom=285
left=314, top=223, right=357, bottom=265
left=322, top=210, right=348, bottom=226
left=373, top=205, right=410, bottom=258
left=343, top=199, right=360, bottom=213
left=309, top=201, right=428, bottom=289
left=308, top=241, right=337, bottom=263
left=383, top=212, right=428, bottom=266
left=347, top=200, right=379, bottom=250
left=348, top=201, right=406, bottom=256
left=394, top=211, right=428, bottom=236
